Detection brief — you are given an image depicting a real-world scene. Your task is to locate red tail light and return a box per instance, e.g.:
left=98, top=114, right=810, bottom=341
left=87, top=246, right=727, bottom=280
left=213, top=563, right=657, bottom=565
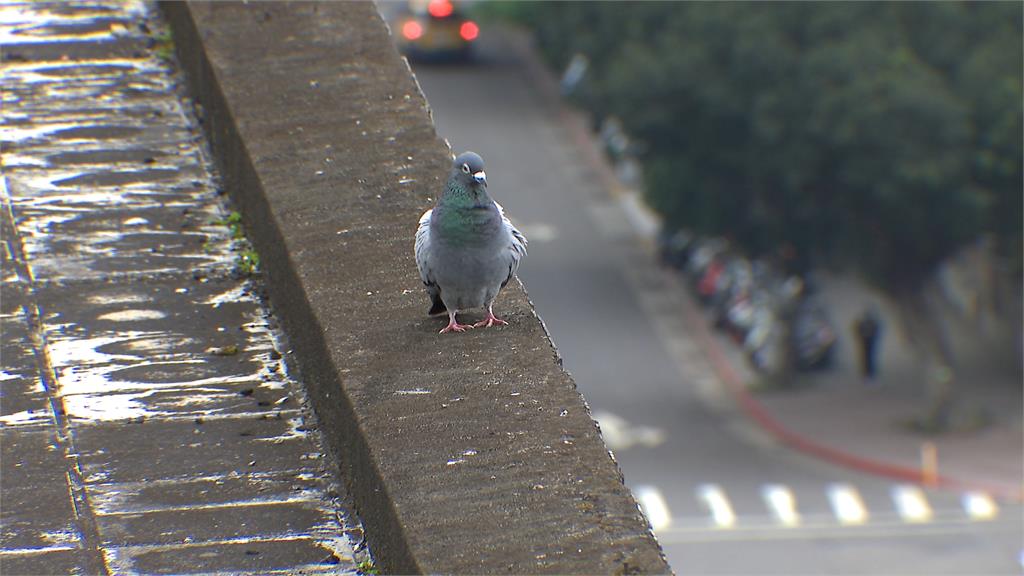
left=428, top=0, right=454, bottom=18
left=459, top=21, right=479, bottom=41
left=402, top=20, right=423, bottom=40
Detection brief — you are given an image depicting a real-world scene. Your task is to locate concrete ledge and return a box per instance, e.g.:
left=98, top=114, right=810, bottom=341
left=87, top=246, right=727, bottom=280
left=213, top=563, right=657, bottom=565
left=160, top=2, right=669, bottom=573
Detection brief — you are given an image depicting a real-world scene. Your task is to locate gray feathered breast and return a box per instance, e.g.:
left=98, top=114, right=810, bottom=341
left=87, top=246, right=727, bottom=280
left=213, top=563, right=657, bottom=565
left=415, top=200, right=527, bottom=309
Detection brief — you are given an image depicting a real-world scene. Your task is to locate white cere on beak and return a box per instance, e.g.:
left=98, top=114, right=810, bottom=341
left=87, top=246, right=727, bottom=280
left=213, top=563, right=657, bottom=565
left=473, top=170, right=486, bottom=184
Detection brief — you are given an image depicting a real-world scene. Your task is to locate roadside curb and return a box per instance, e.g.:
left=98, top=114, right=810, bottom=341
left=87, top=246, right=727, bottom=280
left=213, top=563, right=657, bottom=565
left=160, top=3, right=670, bottom=574
left=505, top=26, right=1024, bottom=504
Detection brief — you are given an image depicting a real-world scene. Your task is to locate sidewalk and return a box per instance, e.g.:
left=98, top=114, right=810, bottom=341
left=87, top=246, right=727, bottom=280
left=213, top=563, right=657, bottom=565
left=1, top=2, right=364, bottom=573
left=673, top=269, right=1023, bottom=501
left=508, top=26, right=1024, bottom=503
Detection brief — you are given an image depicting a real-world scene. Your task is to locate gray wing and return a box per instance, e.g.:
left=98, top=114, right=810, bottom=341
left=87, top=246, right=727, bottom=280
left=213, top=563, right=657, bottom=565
left=414, top=208, right=433, bottom=285
left=495, top=201, right=527, bottom=288
left=414, top=209, right=446, bottom=315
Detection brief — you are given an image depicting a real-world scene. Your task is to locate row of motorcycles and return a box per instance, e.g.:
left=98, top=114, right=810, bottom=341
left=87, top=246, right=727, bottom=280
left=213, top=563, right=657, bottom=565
left=658, top=230, right=837, bottom=377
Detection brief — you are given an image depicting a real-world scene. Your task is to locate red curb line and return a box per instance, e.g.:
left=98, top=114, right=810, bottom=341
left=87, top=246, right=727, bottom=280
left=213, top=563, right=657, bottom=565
left=679, top=289, right=1024, bottom=502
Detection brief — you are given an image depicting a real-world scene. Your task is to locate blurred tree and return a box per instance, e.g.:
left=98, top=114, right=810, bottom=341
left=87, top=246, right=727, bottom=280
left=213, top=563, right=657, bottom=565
left=489, top=1, right=1022, bottom=291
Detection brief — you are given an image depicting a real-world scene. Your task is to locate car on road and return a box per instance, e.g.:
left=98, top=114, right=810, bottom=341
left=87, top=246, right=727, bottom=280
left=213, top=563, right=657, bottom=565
left=392, top=0, right=479, bottom=62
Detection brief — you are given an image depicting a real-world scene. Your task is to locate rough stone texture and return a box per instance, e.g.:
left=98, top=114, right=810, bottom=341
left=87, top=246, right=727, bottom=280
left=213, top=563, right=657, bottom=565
left=161, top=1, right=669, bottom=574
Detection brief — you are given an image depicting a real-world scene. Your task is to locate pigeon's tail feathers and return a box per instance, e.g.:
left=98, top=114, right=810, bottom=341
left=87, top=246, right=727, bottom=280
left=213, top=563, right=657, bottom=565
left=428, top=290, right=447, bottom=316
left=500, top=262, right=515, bottom=289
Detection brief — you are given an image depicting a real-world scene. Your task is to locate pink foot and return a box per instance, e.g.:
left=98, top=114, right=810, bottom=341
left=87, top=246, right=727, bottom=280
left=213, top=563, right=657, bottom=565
left=439, top=321, right=475, bottom=334
left=473, top=313, right=508, bottom=328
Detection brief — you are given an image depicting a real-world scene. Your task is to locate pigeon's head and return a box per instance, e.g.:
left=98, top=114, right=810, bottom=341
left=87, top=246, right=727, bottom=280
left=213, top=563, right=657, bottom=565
left=452, top=151, right=486, bottom=189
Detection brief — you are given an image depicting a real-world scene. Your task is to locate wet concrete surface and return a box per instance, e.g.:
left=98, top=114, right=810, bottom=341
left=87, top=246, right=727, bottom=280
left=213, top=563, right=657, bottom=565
left=1, top=2, right=364, bottom=574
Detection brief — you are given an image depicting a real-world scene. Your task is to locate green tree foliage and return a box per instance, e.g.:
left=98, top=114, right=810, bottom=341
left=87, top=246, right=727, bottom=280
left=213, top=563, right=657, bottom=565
left=494, top=2, right=1022, bottom=291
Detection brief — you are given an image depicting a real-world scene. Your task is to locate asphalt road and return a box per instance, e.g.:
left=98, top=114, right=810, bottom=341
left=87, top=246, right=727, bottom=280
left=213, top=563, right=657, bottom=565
left=394, top=21, right=1022, bottom=575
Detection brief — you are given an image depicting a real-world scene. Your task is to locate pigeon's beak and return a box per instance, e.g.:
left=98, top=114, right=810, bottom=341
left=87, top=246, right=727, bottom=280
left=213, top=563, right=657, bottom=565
left=473, top=170, right=486, bottom=185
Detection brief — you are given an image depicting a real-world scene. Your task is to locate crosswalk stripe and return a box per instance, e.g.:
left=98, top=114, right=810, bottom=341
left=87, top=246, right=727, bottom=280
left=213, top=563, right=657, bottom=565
left=696, top=483, right=736, bottom=528
left=761, top=484, right=800, bottom=526
left=634, top=485, right=672, bottom=531
left=962, top=491, right=999, bottom=520
left=827, top=483, right=869, bottom=525
left=635, top=482, right=1004, bottom=530
left=891, top=484, right=933, bottom=523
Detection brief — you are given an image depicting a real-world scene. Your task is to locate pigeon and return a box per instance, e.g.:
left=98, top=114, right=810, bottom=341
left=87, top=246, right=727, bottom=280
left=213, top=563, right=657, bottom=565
left=415, top=151, right=527, bottom=334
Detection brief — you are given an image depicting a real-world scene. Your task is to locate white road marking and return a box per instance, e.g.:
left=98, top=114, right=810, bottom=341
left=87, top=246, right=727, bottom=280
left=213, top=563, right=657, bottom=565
left=696, top=483, right=736, bottom=528
left=828, top=483, right=869, bottom=525
left=634, top=482, right=1004, bottom=542
left=592, top=411, right=666, bottom=451
left=634, top=485, right=672, bottom=532
left=515, top=222, right=558, bottom=243
left=962, top=491, right=999, bottom=520
left=761, top=484, right=801, bottom=526
left=891, top=484, right=933, bottom=523
left=630, top=425, right=666, bottom=447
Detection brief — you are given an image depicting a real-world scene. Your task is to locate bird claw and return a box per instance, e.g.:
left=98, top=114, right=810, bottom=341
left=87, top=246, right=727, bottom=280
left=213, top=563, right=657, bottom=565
left=439, top=322, right=475, bottom=334
left=473, top=315, right=508, bottom=328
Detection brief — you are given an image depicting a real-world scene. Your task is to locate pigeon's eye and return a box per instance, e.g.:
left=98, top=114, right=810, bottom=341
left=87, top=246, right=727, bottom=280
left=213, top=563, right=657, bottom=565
left=461, top=163, right=471, bottom=174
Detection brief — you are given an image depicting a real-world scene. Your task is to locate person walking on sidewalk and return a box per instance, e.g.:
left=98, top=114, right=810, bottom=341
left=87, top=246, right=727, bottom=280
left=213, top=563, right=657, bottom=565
left=854, top=307, right=883, bottom=381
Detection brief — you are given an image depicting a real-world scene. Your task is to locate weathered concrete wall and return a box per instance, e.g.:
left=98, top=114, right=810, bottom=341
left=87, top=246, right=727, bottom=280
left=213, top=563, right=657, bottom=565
left=160, top=2, right=669, bottom=573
